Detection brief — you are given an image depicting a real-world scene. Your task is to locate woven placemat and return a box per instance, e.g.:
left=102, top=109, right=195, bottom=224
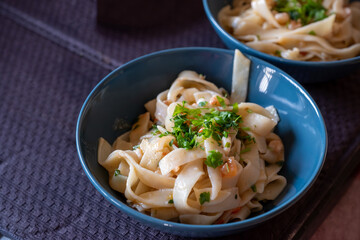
left=1, top=1, right=360, bottom=239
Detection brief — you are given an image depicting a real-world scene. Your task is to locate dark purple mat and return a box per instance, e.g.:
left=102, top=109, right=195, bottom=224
left=1, top=1, right=360, bottom=239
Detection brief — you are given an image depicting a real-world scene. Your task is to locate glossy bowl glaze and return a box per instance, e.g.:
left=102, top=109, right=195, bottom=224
left=203, top=0, right=360, bottom=83
left=76, top=47, right=327, bottom=237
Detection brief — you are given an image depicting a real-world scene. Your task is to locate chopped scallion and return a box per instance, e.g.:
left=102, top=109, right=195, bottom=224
left=240, top=147, right=251, bottom=154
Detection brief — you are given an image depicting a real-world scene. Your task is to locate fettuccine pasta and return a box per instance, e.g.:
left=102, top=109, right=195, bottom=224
left=98, top=50, right=287, bottom=224
left=218, top=0, right=360, bottom=61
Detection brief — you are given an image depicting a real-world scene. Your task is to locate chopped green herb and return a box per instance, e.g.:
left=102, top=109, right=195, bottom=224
left=216, top=96, right=227, bottom=108
left=276, top=161, right=284, bottom=167
left=168, top=199, right=174, bottom=204
left=224, top=93, right=228, bottom=98
left=235, top=194, right=238, bottom=199
left=225, top=163, right=230, bottom=173
left=200, top=146, right=205, bottom=150
left=151, top=124, right=161, bottom=135
left=241, top=127, right=251, bottom=131
left=169, top=139, right=174, bottom=147
left=240, top=147, right=251, bottom=154
left=205, top=150, right=224, bottom=168
left=225, top=142, right=231, bottom=148
left=114, top=169, right=121, bottom=176
left=239, top=135, right=256, bottom=144
left=275, top=50, right=282, bottom=57
left=170, top=104, right=242, bottom=149
left=132, top=144, right=140, bottom=150
left=232, top=102, right=239, bottom=113
left=246, top=109, right=253, bottom=113
left=198, top=101, right=207, bottom=107
left=273, top=0, right=328, bottom=25
left=251, top=184, right=257, bottom=192
left=159, top=131, right=170, bottom=138
left=308, top=30, right=316, bottom=35
left=256, top=35, right=261, bottom=40
left=199, top=192, right=211, bottom=205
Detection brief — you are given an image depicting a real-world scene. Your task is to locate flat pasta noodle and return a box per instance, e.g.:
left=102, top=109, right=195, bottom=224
left=231, top=49, right=251, bottom=104
left=219, top=0, right=360, bottom=61
left=173, top=159, right=204, bottom=214
left=98, top=50, right=287, bottom=224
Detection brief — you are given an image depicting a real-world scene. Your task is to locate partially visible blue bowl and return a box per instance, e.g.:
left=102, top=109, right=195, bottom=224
left=203, top=0, right=360, bottom=83
left=76, top=47, right=327, bottom=237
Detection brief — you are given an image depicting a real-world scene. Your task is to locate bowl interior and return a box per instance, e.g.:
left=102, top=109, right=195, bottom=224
left=76, top=48, right=327, bottom=237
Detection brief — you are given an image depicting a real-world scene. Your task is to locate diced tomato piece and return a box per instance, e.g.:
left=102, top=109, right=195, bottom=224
left=231, top=207, right=242, bottom=214
left=220, top=157, right=237, bottom=178
left=198, top=127, right=205, bottom=133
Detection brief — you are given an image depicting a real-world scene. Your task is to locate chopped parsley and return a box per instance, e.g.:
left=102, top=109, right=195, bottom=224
left=246, top=109, right=253, bottom=113
left=225, top=142, right=231, bottom=148
left=232, top=102, right=238, bottom=113
left=240, top=147, right=251, bottom=154
left=159, top=131, right=170, bottom=138
left=168, top=199, right=174, bottom=204
left=308, top=30, right=316, bottom=35
left=169, top=139, right=174, bottom=147
left=275, top=50, right=282, bottom=57
left=273, top=0, right=328, bottom=25
left=199, top=192, right=210, bottom=205
left=205, top=150, right=224, bottom=168
left=239, top=135, right=256, bottom=145
left=152, top=125, right=170, bottom=137
left=114, top=170, right=121, bottom=176
left=225, top=162, right=230, bottom=172
left=151, top=124, right=161, bottom=135
left=251, top=184, right=257, bottom=192
left=216, top=96, right=227, bottom=108
left=169, top=102, right=242, bottom=149
left=198, top=101, right=207, bottom=107
left=241, top=127, right=251, bottom=131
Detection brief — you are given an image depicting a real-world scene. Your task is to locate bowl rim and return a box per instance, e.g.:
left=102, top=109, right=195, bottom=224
left=76, top=47, right=328, bottom=233
left=202, top=0, right=360, bottom=66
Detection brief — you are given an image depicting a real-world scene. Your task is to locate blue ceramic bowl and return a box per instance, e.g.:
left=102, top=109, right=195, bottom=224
left=203, top=0, right=360, bottom=83
left=76, top=47, right=327, bottom=237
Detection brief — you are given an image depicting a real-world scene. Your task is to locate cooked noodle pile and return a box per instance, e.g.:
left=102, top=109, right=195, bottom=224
left=219, top=0, right=360, bottom=61
left=98, top=50, right=287, bottom=224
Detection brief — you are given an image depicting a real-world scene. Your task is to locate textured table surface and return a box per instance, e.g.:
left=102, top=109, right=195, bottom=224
left=1, top=0, right=360, bottom=239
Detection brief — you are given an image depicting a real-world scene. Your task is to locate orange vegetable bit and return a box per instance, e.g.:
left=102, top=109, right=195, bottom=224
left=220, top=157, right=237, bottom=178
